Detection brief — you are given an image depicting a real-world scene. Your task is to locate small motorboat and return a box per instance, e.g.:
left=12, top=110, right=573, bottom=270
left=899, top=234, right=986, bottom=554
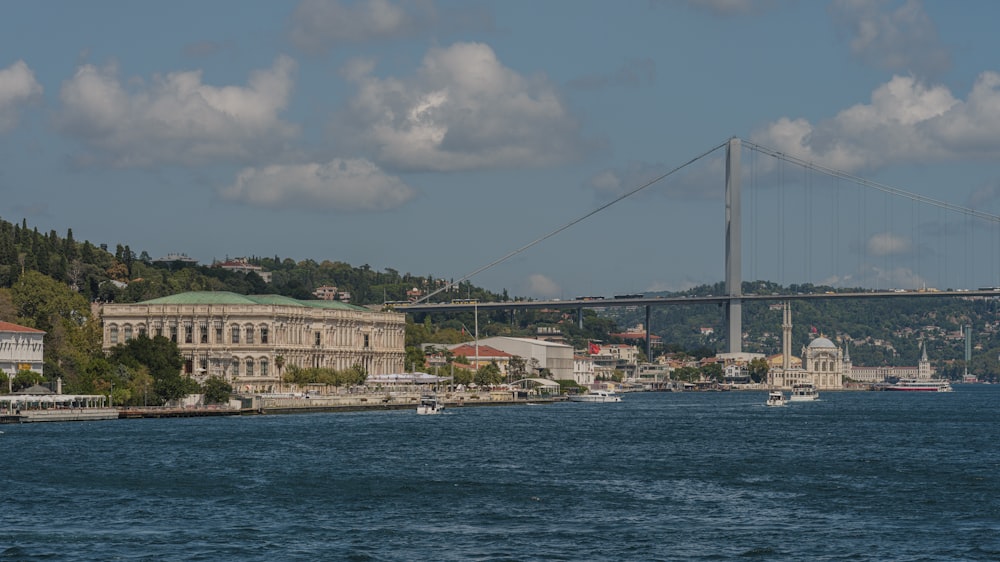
left=416, top=395, right=444, bottom=415
left=765, top=390, right=787, bottom=407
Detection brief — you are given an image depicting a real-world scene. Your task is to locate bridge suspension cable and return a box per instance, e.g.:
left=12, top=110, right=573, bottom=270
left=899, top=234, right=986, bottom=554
left=413, top=140, right=730, bottom=304
left=741, top=139, right=1000, bottom=223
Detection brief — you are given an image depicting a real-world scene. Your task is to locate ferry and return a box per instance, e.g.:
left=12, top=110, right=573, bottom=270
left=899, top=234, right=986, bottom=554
left=885, top=378, right=953, bottom=392
left=789, top=383, right=819, bottom=401
left=568, top=390, right=622, bottom=403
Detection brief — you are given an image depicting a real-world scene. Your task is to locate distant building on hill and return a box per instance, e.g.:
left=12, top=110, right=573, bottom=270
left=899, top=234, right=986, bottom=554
left=152, top=253, right=199, bottom=268
left=99, top=292, right=404, bottom=393
left=214, top=257, right=272, bottom=283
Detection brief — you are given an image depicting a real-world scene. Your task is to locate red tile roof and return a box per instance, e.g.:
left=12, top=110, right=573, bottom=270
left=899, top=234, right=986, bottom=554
left=0, top=321, right=45, bottom=333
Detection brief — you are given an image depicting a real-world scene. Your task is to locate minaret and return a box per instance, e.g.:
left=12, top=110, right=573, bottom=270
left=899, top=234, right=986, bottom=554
left=919, top=340, right=932, bottom=379
left=782, top=301, right=792, bottom=371
left=843, top=340, right=852, bottom=377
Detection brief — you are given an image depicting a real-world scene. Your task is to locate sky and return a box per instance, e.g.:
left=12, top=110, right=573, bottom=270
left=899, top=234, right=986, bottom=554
left=3, top=0, right=1000, bottom=299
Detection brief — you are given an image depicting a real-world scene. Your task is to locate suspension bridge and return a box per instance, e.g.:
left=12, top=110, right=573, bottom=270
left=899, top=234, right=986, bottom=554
left=398, top=137, right=1000, bottom=358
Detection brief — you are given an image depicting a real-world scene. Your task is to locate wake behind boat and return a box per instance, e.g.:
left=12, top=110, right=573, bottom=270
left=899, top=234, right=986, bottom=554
left=568, top=390, right=622, bottom=403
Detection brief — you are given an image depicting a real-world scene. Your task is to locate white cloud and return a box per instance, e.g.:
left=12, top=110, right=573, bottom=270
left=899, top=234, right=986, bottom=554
left=752, top=72, right=1000, bottom=173
left=338, top=42, right=591, bottom=172
left=867, top=231, right=911, bottom=257
left=0, top=60, right=43, bottom=133
left=830, top=0, right=950, bottom=77
left=220, top=158, right=415, bottom=211
left=525, top=274, right=561, bottom=299
left=56, top=56, right=299, bottom=168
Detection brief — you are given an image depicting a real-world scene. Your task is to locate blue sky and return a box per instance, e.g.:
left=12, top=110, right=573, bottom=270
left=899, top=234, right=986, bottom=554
left=3, top=0, right=1000, bottom=298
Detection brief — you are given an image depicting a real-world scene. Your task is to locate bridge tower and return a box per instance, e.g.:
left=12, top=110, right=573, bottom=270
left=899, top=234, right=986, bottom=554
left=725, top=137, right=742, bottom=354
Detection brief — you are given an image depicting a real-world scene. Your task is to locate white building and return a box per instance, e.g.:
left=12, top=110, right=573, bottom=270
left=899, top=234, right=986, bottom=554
left=475, top=336, right=574, bottom=380
left=99, top=291, right=405, bottom=393
left=572, top=354, right=595, bottom=385
left=0, top=321, right=45, bottom=390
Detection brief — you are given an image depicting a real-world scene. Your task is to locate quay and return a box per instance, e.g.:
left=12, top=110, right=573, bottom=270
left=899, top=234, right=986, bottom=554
left=113, top=390, right=560, bottom=420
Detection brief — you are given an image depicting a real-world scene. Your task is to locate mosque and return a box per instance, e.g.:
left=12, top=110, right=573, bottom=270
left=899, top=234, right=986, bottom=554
left=767, top=302, right=933, bottom=390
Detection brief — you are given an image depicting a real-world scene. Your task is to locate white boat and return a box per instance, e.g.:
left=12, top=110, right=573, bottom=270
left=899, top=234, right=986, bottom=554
left=416, top=395, right=444, bottom=414
left=568, top=390, right=622, bottom=403
left=789, top=383, right=819, bottom=402
left=765, top=390, right=787, bottom=407
left=885, top=378, right=953, bottom=392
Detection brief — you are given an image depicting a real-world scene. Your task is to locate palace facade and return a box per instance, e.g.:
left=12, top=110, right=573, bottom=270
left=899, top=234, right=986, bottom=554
left=99, top=292, right=405, bottom=393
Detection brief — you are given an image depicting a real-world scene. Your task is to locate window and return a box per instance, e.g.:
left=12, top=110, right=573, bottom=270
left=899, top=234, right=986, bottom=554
left=215, top=320, right=223, bottom=343
left=232, top=326, right=240, bottom=344
left=260, top=326, right=269, bottom=344
left=231, top=358, right=240, bottom=377
left=314, top=331, right=321, bottom=346
left=170, top=326, right=178, bottom=343
left=184, top=360, right=193, bottom=374
left=200, top=323, right=208, bottom=344
left=154, top=323, right=163, bottom=338
left=245, top=326, right=254, bottom=344
left=185, top=325, right=193, bottom=344
left=364, top=334, right=370, bottom=349
left=110, top=325, right=119, bottom=344
left=124, top=325, right=133, bottom=341
left=260, top=358, right=268, bottom=378
left=199, top=358, right=208, bottom=373
left=246, top=357, right=255, bottom=377
left=138, top=326, right=147, bottom=338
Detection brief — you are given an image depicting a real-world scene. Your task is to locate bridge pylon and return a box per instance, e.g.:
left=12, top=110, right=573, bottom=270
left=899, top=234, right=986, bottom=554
left=725, top=137, right=742, bottom=354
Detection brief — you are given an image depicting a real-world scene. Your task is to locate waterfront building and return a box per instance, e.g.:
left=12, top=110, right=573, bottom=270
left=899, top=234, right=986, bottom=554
left=99, top=292, right=405, bottom=393
left=0, top=321, right=45, bottom=391
left=573, top=354, right=596, bottom=386
left=473, top=336, right=574, bottom=381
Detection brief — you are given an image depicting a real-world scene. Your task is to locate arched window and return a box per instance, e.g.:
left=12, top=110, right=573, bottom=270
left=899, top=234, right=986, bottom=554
left=260, top=358, right=269, bottom=378
left=109, top=325, right=119, bottom=344
left=231, top=325, right=240, bottom=344
left=245, top=325, right=255, bottom=344
left=246, top=357, right=255, bottom=377
left=124, top=325, right=133, bottom=341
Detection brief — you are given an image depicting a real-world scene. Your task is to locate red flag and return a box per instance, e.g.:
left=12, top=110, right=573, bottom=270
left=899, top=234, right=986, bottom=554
left=588, top=342, right=601, bottom=355
left=810, top=326, right=818, bottom=333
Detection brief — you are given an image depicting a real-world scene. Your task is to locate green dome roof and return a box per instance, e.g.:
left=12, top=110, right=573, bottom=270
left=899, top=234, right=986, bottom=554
left=141, top=291, right=368, bottom=311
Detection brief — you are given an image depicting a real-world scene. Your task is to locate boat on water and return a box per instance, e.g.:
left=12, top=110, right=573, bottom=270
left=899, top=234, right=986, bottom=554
left=789, top=383, right=819, bottom=402
left=885, top=378, right=953, bottom=392
left=765, top=390, right=787, bottom=407
left=568, top=390, right=622, bottom=403
left=416, top=395, right=444, bottom=414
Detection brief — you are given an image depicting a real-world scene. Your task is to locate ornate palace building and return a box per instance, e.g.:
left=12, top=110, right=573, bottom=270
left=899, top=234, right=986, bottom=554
left=99, top=292, right=405, bottom=392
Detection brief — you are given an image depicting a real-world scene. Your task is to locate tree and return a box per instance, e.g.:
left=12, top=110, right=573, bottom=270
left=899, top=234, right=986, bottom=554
left=107, top=335, right=191, bottom=405
left=203, top=376, right=233, bottom=404
left=475, top=361, right=503, bottom=386
left=12, top=370, right=44, bottom=391
left=748, top=357, right=770, bottom=383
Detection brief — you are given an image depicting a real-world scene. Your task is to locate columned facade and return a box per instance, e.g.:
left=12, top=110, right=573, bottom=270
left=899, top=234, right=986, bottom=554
left=99, top=292, right=405, bottom=393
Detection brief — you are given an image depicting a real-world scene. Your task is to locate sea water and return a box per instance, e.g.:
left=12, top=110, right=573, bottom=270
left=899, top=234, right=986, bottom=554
left=2, top=386, right=998, bottom=561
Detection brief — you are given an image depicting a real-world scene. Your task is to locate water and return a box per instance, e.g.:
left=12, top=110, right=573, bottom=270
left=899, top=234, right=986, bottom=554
left=2, top=386, right=999, bottom=561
